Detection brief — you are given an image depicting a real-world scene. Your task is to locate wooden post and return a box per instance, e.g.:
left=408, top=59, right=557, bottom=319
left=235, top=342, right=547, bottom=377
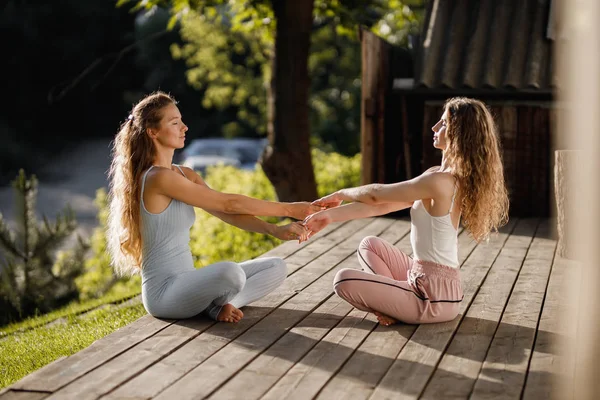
left=558, top=0, right=600, bottom=397
left=360, top=29, right=390, bottom=185
left=554, top=150, right=580, bottom=259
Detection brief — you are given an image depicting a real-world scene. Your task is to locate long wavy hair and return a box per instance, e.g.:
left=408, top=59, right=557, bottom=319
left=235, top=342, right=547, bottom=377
left=107, top=91, right=176, bottom=276
left=443, top=97, right=509, bottom=243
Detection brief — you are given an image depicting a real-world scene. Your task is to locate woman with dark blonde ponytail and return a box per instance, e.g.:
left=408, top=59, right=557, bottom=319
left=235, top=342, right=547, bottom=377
left=107, top=91, right=320, bottom=323
left=304, top=97, right=509, bottom=326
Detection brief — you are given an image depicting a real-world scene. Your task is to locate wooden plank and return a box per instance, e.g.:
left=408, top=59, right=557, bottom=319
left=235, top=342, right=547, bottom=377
left=6, top=221, right=349, bottom=395
left=6, top=204, right=349, bottom=395
left=260, top=221, right=348, bottom=259
left=315, top=226, right=479, bottom=400
left=104, top=218, right=395, bottom=400
left=148, top=270, right=342, bottom=400
left=376, top=219, right=412, bottom=245
left=9, top=314, right=175, bottom=392
left=108, top=220, right=403, bottom=400
left=458, top=227, right=478, bottom=266
left=522, top=256, right=581, bottom=400
left=261, top=310, right=378, bottom=400
left=284, top=219, right=378, bottom=276
left=470, top=219, right=556, bottom=400
left=45, top=317, right=213, bottom=400
left=252, top=218, right=394, bottom=308
left=368, top=218, right=520, bottom=400
left=0, top=391, right=48, bottom=400
left=207, top=296, right=354, bottom=400
left=420, top=218, right=540, bottom=399
left=316, top=321, right=416, bottom=400
left=106, top=273, right=351, bottom=400
left=205, top=220, right=412, bottom=400
left=393, top=220, right=415, bottom=256
left=55, top=219, right=371, bottom=399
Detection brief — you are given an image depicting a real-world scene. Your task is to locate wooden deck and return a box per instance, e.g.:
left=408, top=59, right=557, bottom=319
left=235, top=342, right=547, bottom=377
left=1, top=217, right=578, bottom=400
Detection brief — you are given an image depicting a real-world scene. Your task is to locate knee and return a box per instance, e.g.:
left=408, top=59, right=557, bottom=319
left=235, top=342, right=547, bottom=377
left=271, top=257, right=288, bottom=282
left=358, top=235, right=381, bottom=254
left=333, top=268, right=357, bottom=296
left=219, top=262, right=246, bottom=292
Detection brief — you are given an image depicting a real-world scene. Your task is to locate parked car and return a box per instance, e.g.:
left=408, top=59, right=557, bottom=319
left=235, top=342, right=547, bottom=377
left=178, top=137, right=268, bottom=173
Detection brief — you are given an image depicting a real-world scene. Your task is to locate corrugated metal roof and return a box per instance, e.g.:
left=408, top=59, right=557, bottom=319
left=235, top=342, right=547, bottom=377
left=413, top=0, right=555, bottom=92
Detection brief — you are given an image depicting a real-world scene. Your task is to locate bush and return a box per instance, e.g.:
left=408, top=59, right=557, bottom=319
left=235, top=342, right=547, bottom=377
left=189, top=148, right=361, bottom=266
left=312, top=148, right=361, bottom=197
left=190, top=164, right=282, bottom=267
left=75, top=188, right=140, bottom=300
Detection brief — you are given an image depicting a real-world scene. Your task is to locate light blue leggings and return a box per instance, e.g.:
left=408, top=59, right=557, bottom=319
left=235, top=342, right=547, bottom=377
left=141, top=257, right=287, bottom=320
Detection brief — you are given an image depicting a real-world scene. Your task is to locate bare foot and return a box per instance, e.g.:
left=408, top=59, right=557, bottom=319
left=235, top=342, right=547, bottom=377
left=217, top=304, right=244, bottom=323
left=374, top=311, right=397, bottom=326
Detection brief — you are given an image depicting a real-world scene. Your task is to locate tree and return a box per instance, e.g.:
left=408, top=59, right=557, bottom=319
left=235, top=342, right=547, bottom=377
left=120, top=0, right=425, bottom=201
left=262, top=0, right=317, bottom=201
left=0, top=170, right=88, bottom=325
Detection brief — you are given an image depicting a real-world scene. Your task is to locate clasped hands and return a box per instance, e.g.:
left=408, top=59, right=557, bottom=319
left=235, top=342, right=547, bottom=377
left=278, top=192, right=344, bottom=243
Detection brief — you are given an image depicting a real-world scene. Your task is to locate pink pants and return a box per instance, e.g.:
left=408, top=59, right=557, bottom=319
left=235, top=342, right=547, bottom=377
left=333, top=236, right=463, bottom=324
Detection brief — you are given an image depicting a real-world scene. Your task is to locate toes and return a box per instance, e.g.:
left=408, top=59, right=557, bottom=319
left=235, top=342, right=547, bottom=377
left=233, top=308, right=244, bottom=318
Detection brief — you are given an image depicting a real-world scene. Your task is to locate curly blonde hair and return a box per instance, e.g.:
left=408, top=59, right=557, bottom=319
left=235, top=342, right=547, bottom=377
left=107, top=91, right=176, bottom=276
left=443, top=97, right=509, bottom=243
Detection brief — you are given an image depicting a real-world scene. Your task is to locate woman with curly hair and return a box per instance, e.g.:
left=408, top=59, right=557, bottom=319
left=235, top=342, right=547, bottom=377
left=303, top=97, right=509, bottom=326
left=107, top=91, right=318, bottom=323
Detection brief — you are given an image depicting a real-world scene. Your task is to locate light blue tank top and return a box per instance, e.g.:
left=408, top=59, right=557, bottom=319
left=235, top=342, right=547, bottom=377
left=140, top=165, right=196, bottom=286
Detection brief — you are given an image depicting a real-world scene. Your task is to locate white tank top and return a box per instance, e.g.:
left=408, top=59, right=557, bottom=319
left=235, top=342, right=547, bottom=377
left=409, top=185, right=459, bottom=268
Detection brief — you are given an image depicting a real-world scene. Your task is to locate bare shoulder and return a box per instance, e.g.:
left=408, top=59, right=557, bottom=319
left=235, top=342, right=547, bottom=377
left=145, top=166, right=180, bottom=186
left=424, top=165, right=441, bottom=174
left=417, top=170, right=456, bottom=196
left=176, top=165, right=205, bottom=184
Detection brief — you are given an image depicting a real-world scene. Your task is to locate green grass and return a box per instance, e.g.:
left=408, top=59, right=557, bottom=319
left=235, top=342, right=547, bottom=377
left=0, top=288, right=141, bottom=338
left=0, top=302, right=147, bottom=389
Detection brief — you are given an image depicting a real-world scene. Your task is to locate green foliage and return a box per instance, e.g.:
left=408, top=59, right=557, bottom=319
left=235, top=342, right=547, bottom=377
left=172, top=8, right=270, bottom=135
left=189, top=164, right=281, bottom=267
left=308, top=25, right=362, bottom=155
left=75, top=188, right=140, bottom=301
left=312, top=149, right=362, bottom=197
left=370, top=0, right=426, bottom=46
left=125, top=0, right=425, bottom=154
left=189, top=149, right=361, bottom=266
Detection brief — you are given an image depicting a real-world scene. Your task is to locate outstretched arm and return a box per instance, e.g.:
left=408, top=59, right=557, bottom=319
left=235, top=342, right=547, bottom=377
left=304, top=201, right=412, bottom=235
left=313, top=173, right=441, bottom=207
left=208, top=211, right=308, bottom=241
left=176, top=167, right=309, bottom=241
left=152, top=167, right=321, bottom=219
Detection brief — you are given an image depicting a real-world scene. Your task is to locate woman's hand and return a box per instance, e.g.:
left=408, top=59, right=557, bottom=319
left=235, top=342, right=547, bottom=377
left=273, top=222, right=311, bottom=243
left=303, top=210, right=333, bottom=236
left=287, top=202, right=324, bottom=220
left=311, top=191, right=344, bottom=209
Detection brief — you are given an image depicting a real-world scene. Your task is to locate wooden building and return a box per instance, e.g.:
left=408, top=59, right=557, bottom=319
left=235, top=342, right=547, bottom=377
left=361, top=0, right=556, bottom=217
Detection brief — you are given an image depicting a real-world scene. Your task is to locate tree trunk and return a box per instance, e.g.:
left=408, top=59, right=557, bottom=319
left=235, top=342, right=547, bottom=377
left=261, top=0, right=318, bottom=202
